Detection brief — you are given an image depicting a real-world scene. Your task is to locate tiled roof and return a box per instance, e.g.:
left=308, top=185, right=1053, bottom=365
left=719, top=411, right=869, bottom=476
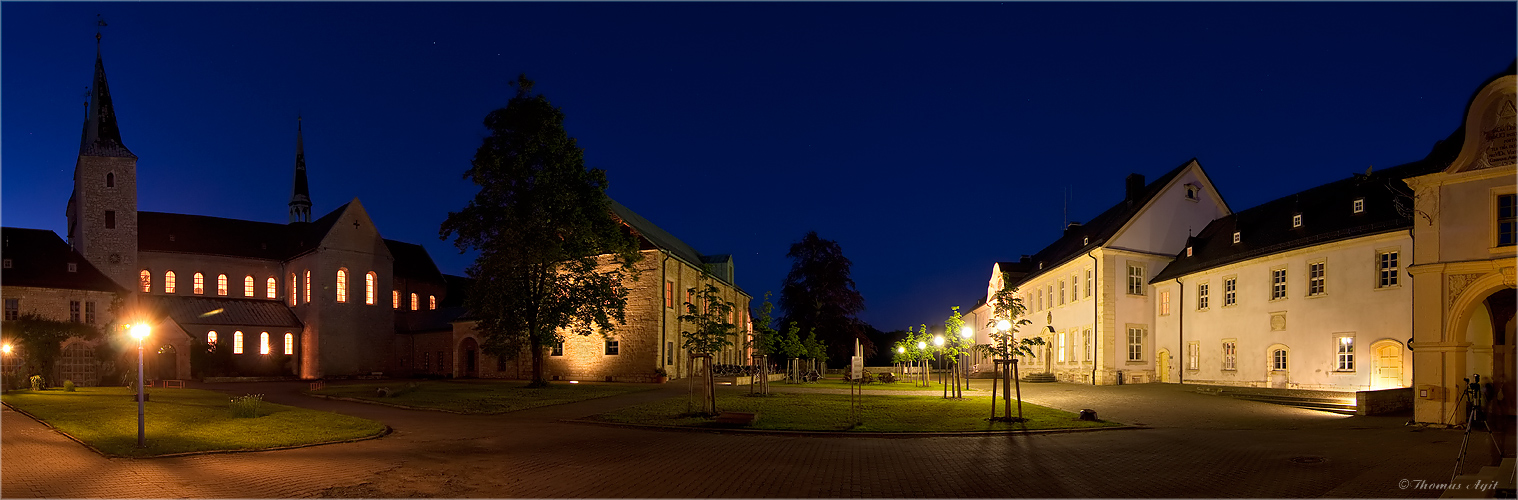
left=609, top=198, right=740, bottom=289
left=138, top=203, right=347, bottom=260
left=396, top=306, right=468, bottom=334
left=386, top=239, right=443, bottom=282
left=0, top=227, right=126, bottom=293
left=145, top=295, right=303, bottom=328
left=1012, top=158, right=1198, bottom=287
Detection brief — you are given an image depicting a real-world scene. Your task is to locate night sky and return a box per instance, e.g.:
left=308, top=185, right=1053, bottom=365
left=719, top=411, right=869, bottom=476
left=4, top=2, right=1514, bottom=333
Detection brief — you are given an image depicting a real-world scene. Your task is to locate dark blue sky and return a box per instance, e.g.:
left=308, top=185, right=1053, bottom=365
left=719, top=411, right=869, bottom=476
left=4, top=2, right=1514, bottom=333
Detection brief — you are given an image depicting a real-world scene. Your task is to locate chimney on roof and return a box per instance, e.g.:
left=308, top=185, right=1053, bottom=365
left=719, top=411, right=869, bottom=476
left=1020, top=255, right=1031, bottom=262
left=1125, top=173, right=1145, bottom=203
left=1064, top=221, right=1082, bottom=235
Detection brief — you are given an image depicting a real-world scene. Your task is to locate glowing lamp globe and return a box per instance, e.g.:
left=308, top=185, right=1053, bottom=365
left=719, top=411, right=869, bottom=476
left=961, top=326, right=973, bottom=339
left=130, top=324, right=151, bottom=340
left=933, top=335, right=944, bottom=347
left=997, top=319, right=1012, bottom=332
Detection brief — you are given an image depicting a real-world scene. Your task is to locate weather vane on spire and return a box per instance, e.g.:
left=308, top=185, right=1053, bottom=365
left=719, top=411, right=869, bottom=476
left=96, top=14, right=107, bottom=43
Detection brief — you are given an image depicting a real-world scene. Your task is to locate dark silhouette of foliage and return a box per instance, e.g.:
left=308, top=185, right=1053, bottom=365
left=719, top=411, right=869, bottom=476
left=778, top=231, right=870, bottom=366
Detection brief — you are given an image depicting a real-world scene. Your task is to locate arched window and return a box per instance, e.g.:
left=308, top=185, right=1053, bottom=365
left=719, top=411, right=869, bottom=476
left=207, top=331, right=218, bottom=346
left=392, top=290, right=399, bottom=309
left=365, top=272, right=376, bottom=305
left=140, top=270, right=151, bottom=293
left=193, top=272, right=205, bottom=294
left=411, top=293, right=419, bottom=311
left=284, top=333, right=294, bottom=355
left=429, top=295, right=436, bottom=310
left=260, top=332, right=270, bottom=355
left=165, top=271, right=176, bottom=294
left=233, top=331, right=244, bottom=354
left=106, top=172, right=115, bottom=187
left=244, top=276, right=255, bottom=297
left=217, top=274, right=228, bottom=296
left=1272, top=349, right=1288, bottom=371
left=267, top=277, right=277, bottom=299
left=336, top=269, right=348, bottom=303
left=289, top=273, right=297, bottom=305
left=304, top=271, right=311, bottom=304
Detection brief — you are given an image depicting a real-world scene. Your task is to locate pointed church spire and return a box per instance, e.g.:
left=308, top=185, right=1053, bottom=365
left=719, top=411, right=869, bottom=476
left=78, top=26, right=134, bottom=158
left=289, top=116, right=312, bottom=223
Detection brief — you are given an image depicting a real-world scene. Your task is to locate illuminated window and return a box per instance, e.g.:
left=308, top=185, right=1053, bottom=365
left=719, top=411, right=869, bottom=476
left=1336, top=336, right=1354, bottom=371
left=304, top=271, right=311, bottom=304
left=140, top=270, right=151, bottom=292
left=260, top=332, right=270, bottom=355
left=284, top=333, right=294, bottom=355
left=411, top=293, right=418, bottom=311
left=1187, top=342, right=1199, bottom=370
left=1057, top=332, right=1066, bottom=362
left=393, top=290, right=400, bottom=309
left=336, top=269, right=348, bottom=303
left=429, top=295, right=436, bottom=310
left=233, top=331, right=244, bottom=354
left=1222, top=341, right=1236, bottom=370
left=217, top=274, right=228, bottom=296
left=1159, top=290, right=1170, bottom=315
left=194, top=272, right=205, bottom=294
left=207, top=331, right=218, bottom=346
left=365, top=272, right=376, bottom=305
left=165, top=271, right=176, bottom=294
left=289, top=273, right=297, bottom=305
left=665, top=281, right=674, bottom=308
left=267, top=277, right=277, bottom=299
left=244, top=275, right=255, bottom=296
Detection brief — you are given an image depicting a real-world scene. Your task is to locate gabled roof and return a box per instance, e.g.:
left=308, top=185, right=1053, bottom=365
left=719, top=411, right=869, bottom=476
left=1151, top=158, right=1447, bottom=283
left=608, top=198, right=740, bottom=289
left=145, top=295, right=303, bottom=328
left=386, top=239, right=444, bottom=282
left=0, top=227, right=126, bottom=293
left=1012, top=158, right=1197, bottom=287
left=138, top=203, right=347, bottom=261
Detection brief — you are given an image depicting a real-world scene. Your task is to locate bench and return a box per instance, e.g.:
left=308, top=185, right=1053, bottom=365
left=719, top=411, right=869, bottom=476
left=162, top=379, right=185, bottom=389
left=714, top=412, right=757, bottom=426
left=309, top=380, right=326, bottom=391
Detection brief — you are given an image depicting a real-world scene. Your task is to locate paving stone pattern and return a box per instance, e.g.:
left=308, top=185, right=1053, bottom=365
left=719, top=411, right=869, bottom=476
left=2, top=380, right=1497, bottom=498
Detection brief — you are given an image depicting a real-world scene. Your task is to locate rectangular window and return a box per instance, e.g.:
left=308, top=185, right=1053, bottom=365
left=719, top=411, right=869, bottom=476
left=1070, top=274, right=1079, bottom=301
left=1292, top=214, right=1302, bottom=228
left=304, top=271, right=311, bottom=304
left=105, top=210, right=115, bottom=229
left=1085, top=269, right=1093, bottom=298
left=1271, top=268, right=1287, bottom=300
left=1308, top=262, right=1326, bottom=296
left=551, top=341, right=564, bottom=356
left=4, top=299, right=17, bottom=321
left=1057, top=332, right=1067, bottom=363
left=1378, top=251, right=1400, bottom=288
left=69, top=301, right=81, bottom=322
left=1337, top=336, right=1354, bottom=371
left=1047, top=284, right=1054, bottom=308
left=422, top=352, right=430, bottom=371
left=1197, top=283, right=1209, bottom=310
left=1500, top=194, right=1516, bottom=247
left=1187, top=342, right=1199, bottom=370
left=84, top=301, right=95, bottom=324
left=290, top=274, right=297, bottom=305
left=1353, top=198, right=1364, bottom=214
left=1272, top=349, right=1288, bottom=371
left=1233, top=231, right=1241, bottom=244
left=437, top=351, right=445, bottom=371
left=1224, top=277, right=1237, bottom=306
left=1159, top=290, right=1170, bottom=316
left=1058, top=281, right=1066, bottom=305
left=1083, top=328, right=1092, bottom=362
left=1037, top=287, right=1044, bottom=311
left=1127, top=264, right=1145, bottom=295
left=393, top=290, right=400, bottom=309
left=1222, top=341, right=1237, bottom=371
left=605, top=339, right=620, bottom=356
left=1127, top=327, right=1144, bottom=362
left=665, top=281, right=674, bottom=309
left=666, top=341, right=674, bottom=365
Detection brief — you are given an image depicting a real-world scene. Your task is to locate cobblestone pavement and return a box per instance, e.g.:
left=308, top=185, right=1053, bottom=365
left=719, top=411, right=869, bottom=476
left=2, top=379, right=1501, bottom=498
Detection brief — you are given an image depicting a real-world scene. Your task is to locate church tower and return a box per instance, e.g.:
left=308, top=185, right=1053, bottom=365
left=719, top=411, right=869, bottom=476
left=289, top=117, right=312, bottom=223
left=66, top=32, right=138, bottom=290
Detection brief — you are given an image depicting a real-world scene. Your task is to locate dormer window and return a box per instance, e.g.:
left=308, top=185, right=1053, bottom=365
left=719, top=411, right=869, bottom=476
left=67, top=263, right=77, bottom=273
left=1232, top=232, right=1241, bottom=244
left=1184, top=183, right=1200, bottom=201
left=1185, top=247, right=1193, bottom=257
left=1292, top=214, right=1302, bottom=228
left=1082, top=237, right=1089, bottom=245
left=1353, top=198, right=1364, bottom=214
left=1038, top=262, right=1044, bottom=270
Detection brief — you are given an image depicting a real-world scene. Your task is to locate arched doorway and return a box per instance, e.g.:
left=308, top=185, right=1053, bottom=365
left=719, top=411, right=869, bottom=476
left=460, top=337, right=479, bottom=378
left=156, top=344, right=177, bottom=380
left=1482, top=288, right=1516, bottom=416
left=1369, top=339, right=1407, bottom=390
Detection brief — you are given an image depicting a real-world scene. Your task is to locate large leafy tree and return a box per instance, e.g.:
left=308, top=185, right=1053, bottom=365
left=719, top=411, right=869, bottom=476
left=441, top=75, right=641, bottom=388
left=778, top=231, right=869, bottom=365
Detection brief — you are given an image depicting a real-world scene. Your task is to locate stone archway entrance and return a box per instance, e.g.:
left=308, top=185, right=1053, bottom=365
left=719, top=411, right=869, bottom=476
left=1482, top=289, right=1516, bottom=416
left=156, top=344, right=177, bottom=380
left=460, top=337, right=479, bottom=378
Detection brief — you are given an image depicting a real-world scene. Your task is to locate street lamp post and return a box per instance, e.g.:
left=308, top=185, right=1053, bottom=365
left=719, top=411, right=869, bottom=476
left=959, top=326, right=973, bottom=399
left=130, top=323, right=150, bottom=448
left=2, top=343, right=11, bottom=391
left=933, top=335, right=945, bottom=398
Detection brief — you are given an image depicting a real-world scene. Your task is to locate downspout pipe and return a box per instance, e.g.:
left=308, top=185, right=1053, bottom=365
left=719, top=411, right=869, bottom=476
left=1088, top=248, right=1099, bottom=385
left=1175, top=277, right=1183, bottom=385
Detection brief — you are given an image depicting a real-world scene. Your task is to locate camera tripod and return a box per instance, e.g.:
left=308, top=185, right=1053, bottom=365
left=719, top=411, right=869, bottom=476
left=1451, top=374, right=1505, bottom=485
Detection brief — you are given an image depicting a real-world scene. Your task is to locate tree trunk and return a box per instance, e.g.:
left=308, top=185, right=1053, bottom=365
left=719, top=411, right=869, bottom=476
left=529, top=336, right=547, bottom=387
left=1013, top=358, right=1024, bottom=421
left=990, top=360, right=999, bottom=419
left=705, top=355, right=717, bottom=414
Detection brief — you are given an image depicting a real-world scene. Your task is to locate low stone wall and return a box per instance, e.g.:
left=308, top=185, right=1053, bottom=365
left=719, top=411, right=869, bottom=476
left=1356, top=387, right=1414, bottom=416
left=723, top=373, right=786, bottom=385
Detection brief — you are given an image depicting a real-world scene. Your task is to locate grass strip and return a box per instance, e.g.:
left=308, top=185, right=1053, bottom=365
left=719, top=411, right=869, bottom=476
left=2, top=387, right=385, bottom=457
left=589, top=391, right=1121, bottom=432
left=310, top=380, right=656, bottom=414
left=773, top=377, right=978, bottom=392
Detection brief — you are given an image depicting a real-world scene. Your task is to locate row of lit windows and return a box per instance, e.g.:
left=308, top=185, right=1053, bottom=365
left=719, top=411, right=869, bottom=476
left=206, top=330, right=293, bottom=355
left=1180, top=337, right=1353, bottom=373
left=140, top=268, right=436, bottom=310
left=1157, top=251, right=1399, bottom=315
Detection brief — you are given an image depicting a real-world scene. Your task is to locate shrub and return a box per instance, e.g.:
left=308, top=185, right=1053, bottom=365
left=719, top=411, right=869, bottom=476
left=29, top=375, right=44, bottom=391
left=877, top=371, right=896, bottom=383
left=63, top=380, right=76, bottom=392
left=229, top=394, right=265, bottom=418
left=861, top=370, right=876, bottom=384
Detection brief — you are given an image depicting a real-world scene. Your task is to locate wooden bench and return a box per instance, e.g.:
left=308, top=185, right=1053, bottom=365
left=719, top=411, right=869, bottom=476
left=714, top=412, right=757, bottom=426
left=162, top=379, right=185, bottom=389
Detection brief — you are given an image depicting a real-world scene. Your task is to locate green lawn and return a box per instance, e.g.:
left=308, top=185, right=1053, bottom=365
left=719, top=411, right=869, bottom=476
left=777, top=377, right=977, bottom=392
left=1, top=387, right=386, bottom=457
left=588, top=391, right=1122, bottom=432
left=310, top=380, right=657, bottom=414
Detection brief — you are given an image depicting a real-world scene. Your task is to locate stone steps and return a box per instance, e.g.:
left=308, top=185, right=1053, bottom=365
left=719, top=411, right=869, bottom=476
left=1022, top=373, right=1057, bottom=383
left=1227, top=393, right=1358, bottom=415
